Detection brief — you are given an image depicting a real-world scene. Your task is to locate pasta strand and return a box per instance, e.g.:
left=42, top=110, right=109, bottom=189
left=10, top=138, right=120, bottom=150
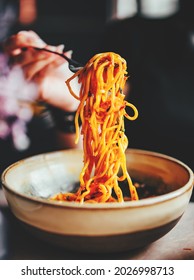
left=53, top=52, right=139, bottom=203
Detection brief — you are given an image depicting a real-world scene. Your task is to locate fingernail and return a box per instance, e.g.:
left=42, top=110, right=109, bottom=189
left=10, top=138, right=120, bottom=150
left=58, top=44, right=65, bottom=52
left=64, top=50, right=73, bottom=58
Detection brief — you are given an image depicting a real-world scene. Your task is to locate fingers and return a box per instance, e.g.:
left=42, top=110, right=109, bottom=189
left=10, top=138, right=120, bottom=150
left=23, top=56, right=63, bottom=81
left=13, top=48, right=50, bottom=66
left=3, top=30, right=46, bottom=55
left=12, top=43, right=66, bottom=68
left=23, top=45, right=67, bottom=80
left=34, top=50, right=73, bottom=78
left=3, top=30, right=77, bottom=110
left=3, top=29, right=68, bottom=81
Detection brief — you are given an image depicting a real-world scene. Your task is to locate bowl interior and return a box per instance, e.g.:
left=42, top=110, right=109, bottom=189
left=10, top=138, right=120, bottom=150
left=2, top=149, right=192, bottom=203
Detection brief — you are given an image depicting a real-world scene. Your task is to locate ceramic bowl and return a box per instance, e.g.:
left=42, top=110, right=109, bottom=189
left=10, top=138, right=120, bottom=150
left=1, top=149, right=193, bottom=253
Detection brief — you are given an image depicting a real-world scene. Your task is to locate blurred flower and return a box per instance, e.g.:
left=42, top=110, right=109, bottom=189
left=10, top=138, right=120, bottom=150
left=0, top=54, right=38, bottom=150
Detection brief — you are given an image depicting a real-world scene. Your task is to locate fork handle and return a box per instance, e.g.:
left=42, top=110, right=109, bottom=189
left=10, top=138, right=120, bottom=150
left=33, top=47, right=82, bottom=67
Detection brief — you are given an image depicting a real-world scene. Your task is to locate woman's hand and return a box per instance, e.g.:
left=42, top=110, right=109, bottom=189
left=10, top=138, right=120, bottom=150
left=3, top=30, right=79, bottom=111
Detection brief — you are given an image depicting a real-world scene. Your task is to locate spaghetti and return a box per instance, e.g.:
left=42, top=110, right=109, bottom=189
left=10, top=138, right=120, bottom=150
left=53, top=52, right=139, bottom=203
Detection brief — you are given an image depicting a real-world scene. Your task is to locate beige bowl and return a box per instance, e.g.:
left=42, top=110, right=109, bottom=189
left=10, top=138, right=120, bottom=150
left=1, top=149, right=193, bottom=253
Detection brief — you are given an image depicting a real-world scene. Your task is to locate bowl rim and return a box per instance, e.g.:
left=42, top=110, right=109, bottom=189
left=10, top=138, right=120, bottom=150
left=1, top=148, right=194, bottom=210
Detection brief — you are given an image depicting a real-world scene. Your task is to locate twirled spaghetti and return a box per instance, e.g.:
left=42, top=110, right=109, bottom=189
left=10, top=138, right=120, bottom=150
left=53, top=52, right=139, bottom=203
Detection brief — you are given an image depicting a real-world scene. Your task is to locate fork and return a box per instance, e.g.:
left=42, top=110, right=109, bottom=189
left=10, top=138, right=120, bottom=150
left=22, top=46, right=83, bottom=73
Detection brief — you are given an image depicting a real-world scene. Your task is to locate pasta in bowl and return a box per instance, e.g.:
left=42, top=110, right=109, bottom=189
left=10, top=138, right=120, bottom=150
left=1, top=148, right=193, bottom=253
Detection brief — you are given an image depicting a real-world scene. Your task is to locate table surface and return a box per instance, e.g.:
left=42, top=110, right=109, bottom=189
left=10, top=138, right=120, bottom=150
left=0, top=189, right=194, bottom=260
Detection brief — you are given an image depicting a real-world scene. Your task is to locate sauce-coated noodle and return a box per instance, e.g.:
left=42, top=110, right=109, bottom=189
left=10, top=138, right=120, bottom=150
left=52, top=52, right=139, bottom=203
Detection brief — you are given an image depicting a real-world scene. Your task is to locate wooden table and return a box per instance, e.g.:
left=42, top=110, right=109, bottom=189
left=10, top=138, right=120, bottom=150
left=0, top=189, right=194, bottom=260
